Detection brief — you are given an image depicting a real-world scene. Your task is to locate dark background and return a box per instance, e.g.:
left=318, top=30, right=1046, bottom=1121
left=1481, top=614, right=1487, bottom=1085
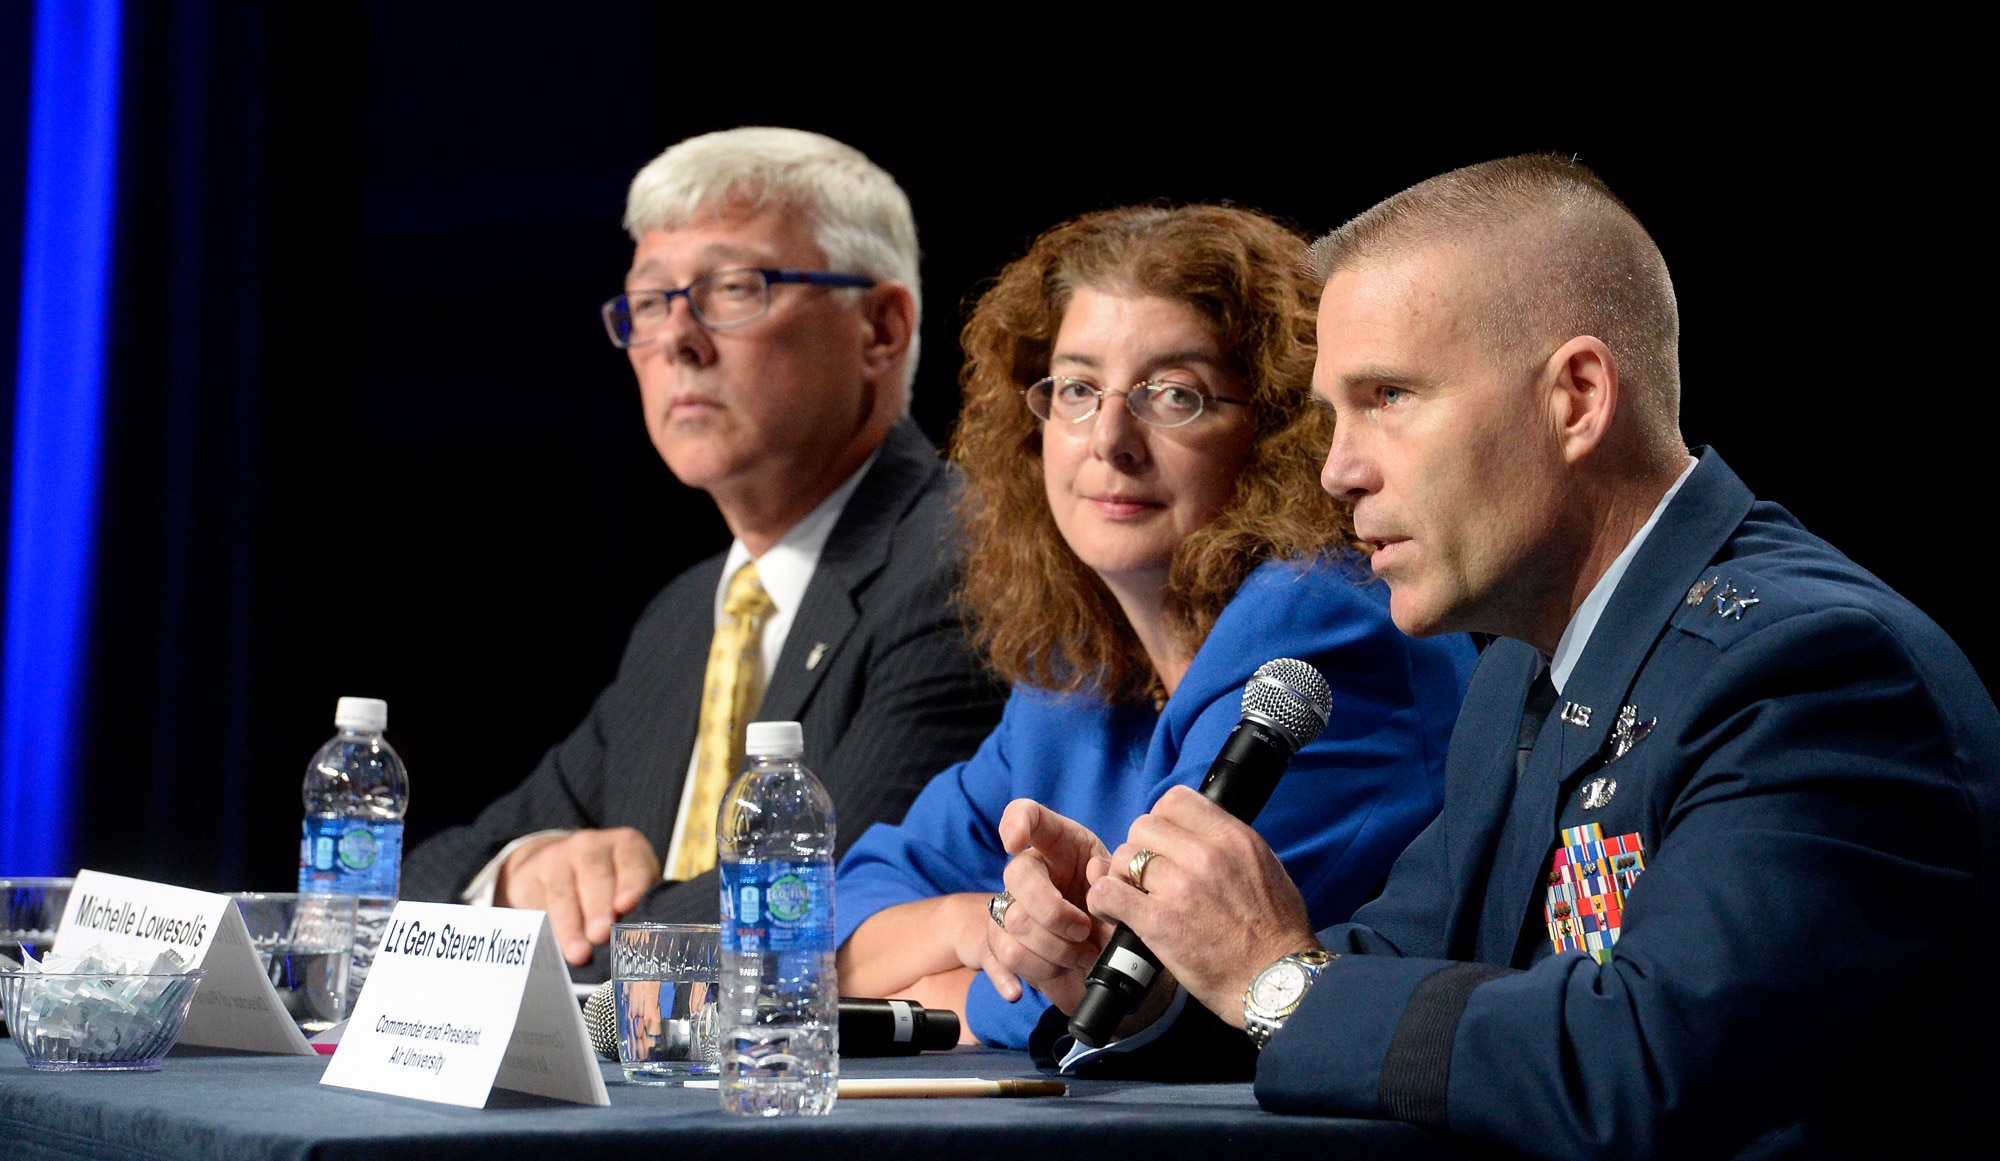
left=0, top=3, right=1980, bottom=889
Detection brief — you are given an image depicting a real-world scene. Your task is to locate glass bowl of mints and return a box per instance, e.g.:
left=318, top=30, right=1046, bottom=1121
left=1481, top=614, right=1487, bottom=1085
left=2, top=946, right=206, bottom=1071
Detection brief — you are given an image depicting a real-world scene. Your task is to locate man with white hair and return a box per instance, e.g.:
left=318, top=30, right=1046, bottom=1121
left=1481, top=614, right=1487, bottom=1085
left=1010, top=156, right=1999, bottom=1158
left=403, top=128, right=1005, bottom=968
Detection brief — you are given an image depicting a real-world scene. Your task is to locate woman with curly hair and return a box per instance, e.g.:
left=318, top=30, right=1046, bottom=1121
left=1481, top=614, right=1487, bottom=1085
left=834, top=205, right=1475, bottom=1048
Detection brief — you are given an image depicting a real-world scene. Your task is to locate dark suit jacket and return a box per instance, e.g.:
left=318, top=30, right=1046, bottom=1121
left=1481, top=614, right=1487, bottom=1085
left=1250, top=450, right=2000, bottom=1158
left=402, top=419, right=1008, bottom=937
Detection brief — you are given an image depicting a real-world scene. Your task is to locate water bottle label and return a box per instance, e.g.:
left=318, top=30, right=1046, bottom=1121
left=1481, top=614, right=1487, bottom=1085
left=719, top=863, right=833, bottom=955
left=299, top=817, right=403, bottom=898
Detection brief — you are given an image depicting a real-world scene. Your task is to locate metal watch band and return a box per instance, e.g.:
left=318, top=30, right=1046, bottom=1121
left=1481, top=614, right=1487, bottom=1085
left=1244, top=950, right=1336, bottom=1049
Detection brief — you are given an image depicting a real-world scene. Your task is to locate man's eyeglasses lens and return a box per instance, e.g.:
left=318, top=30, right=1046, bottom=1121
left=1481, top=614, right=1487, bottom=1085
left=1024, top=377, right=1213, bottom=429
left=603, top=269, right=777, bottom=347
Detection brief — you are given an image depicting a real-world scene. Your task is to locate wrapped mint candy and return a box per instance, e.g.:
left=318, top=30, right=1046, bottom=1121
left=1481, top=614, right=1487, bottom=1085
left=10, top=943, right=199, bottom=1054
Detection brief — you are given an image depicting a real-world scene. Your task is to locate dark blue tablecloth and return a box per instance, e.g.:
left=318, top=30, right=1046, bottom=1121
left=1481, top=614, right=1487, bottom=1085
left=0, top=1042, right=1472, bottom=1161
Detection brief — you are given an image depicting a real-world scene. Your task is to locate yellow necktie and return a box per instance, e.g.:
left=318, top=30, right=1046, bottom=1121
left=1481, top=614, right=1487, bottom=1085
left=672, top=561, right=775, bottom=880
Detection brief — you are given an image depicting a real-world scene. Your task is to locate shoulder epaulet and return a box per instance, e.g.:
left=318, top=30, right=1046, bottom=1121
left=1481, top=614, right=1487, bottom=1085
left=1668, top=569, right=1801, bottom=649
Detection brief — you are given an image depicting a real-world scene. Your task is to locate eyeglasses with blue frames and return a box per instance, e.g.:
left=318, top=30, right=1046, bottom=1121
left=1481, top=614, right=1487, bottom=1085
left=601, top=267, right=878, bottom=348
left=1023, top=375, right=1252, bottom=430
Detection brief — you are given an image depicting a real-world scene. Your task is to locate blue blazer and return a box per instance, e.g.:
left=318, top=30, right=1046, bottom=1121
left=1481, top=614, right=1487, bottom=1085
left=1253, top=451, right=2000, bottom=1159
left=837, top=556, right=1477, bottom=1048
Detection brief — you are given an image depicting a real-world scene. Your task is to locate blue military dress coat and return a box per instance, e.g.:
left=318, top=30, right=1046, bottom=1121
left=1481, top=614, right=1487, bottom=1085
left=1255, top=450, right=2000, bottom=1159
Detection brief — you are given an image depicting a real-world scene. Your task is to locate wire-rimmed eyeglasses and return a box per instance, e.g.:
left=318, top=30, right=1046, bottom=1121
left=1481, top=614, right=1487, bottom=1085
left=601, top=267, right=877, bottom=348
left=1022, top=376, right=1251, bottom=429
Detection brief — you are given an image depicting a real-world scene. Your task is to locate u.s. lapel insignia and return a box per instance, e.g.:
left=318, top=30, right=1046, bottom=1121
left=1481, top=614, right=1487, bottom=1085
left=1608, top=704, right=1656, bottom=762
left=1578, top=776, right=1618, bottom=809
left=1685, top=577, right=1719, bottom=607
left=1559, top=701, right=1593, bottom=728
left=805, top=642, right=829, bottom=670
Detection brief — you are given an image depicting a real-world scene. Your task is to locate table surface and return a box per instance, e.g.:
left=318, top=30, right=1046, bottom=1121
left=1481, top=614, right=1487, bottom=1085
left=0, top=1041, right=1472, bottom=1161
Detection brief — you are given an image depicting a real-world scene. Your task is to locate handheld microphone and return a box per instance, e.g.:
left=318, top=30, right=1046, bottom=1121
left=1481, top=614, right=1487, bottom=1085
left=836, top=997, right=961, bottom=1056
left=1066, top=658, right=1332, bottom=1048
left=584, top=984, right=960, bottom=1059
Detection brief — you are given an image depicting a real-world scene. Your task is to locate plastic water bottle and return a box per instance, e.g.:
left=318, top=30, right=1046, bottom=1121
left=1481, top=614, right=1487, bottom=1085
left=297, top=696, right=408, bottom=1011
left=717, top=720, right=838, bottom=1116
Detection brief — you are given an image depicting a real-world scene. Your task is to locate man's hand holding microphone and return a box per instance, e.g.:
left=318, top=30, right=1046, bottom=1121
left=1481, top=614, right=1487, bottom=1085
left=991, top=658, right=1334, bottom=1045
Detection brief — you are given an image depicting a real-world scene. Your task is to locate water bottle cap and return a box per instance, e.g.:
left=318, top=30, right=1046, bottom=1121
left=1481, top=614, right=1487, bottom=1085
left=744, top=720, right=803, bottom=758
left=334, top=697, right=389, bottom=732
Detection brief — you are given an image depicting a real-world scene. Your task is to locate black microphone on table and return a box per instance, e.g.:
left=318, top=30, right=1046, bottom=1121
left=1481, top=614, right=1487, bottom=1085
left=584, top=985, right=959, bottom=1059
left=1066, top=657, right=1333, bottom=1049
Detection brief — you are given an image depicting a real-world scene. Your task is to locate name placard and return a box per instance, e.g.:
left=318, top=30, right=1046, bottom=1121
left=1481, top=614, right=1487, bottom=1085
left=320, top=901, right=608, bottom=1108
left=54, top=870, right=314, bottom=1055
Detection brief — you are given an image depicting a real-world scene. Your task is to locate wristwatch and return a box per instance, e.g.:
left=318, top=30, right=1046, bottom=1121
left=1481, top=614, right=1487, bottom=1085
left=1243, top=949, right=1336, bottom=1049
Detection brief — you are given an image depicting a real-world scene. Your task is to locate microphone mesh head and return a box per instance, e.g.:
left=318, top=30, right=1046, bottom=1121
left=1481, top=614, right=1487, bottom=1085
left=584, top=980, right=620, bottom=1060
left=1241, top=658, right=1333, bottom=748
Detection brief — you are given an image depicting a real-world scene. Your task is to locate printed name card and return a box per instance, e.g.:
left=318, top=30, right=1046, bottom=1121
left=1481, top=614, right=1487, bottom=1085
left=54, top=870, right=314, bottom=1055
left=320, top=900, right=608, bottom=1108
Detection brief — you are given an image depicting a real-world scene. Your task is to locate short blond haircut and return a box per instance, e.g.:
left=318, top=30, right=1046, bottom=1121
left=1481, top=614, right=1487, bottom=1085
left=1310, top=155, right=1681, bottom=444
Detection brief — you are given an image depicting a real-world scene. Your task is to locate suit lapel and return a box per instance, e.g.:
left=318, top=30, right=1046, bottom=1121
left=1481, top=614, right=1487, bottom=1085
left=1475, top=450, right=1758, bottom=963
left=638, top=555, right=725, bottom=845
left=1546, top=449, right=1756, bottom=789
left=757, top=420, right=941, bottom=723
left=1443, top=643, right=1545, bottom=959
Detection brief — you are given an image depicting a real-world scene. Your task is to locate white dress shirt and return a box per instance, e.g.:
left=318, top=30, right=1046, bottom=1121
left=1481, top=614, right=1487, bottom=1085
left=461, top=450, right=877, bottom=904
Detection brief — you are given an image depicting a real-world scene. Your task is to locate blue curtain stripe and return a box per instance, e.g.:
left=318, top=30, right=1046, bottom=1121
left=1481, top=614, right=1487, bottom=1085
left=1, top=0, right=124, bottom=875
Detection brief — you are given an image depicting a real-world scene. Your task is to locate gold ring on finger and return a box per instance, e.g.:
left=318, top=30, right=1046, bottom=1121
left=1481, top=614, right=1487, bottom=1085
left=1128, top=848, right=1158, bottom=893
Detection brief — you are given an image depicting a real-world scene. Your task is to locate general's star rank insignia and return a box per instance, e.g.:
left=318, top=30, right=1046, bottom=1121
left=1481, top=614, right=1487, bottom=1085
left=1697, top=578, right=1761, bottom=620
left=1608, top=704, right=1656, bottom=762
left=1718, top=587, right=1759, bottom=619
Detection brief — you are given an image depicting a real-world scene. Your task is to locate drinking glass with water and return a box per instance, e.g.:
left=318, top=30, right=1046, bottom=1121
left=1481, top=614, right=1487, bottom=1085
left=2, top=878, right=73, bottom=966
left=227, top=893, right=355, bottom=1035
left=2, top=878, right=75, bottom=1038
left=612, top=922, right=720, bottom=1083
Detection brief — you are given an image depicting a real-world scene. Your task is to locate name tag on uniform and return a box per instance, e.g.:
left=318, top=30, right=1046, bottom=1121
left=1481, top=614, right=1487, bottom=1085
left=1543, top=824, right=1646, bottom=962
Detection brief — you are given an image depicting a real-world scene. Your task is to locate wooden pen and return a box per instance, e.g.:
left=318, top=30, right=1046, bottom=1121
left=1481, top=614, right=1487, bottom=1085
left=685, top=1078, right=1067, bottom=1099
left=836, top=1078, right=1067, bottom=1099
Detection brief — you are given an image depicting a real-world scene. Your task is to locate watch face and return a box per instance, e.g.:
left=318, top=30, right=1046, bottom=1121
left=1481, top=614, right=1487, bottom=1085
left=1250, top=962, right=1308, bottom=1013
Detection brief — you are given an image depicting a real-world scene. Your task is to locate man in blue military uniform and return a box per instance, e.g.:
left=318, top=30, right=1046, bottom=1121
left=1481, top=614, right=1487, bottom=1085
left=1009, top=156, right=2000, bottom=1158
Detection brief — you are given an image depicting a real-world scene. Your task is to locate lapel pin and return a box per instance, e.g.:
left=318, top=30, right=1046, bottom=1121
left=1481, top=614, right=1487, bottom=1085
left=1578, top=776, right=1618, bottom=810
left=1560, top=701, right=1593, bottom=728
left=1609, top=704, right=1656, bottom=762
left=805, top=642, right=829, bottom=671
left=1686, top=577, right=1718, bottom=606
